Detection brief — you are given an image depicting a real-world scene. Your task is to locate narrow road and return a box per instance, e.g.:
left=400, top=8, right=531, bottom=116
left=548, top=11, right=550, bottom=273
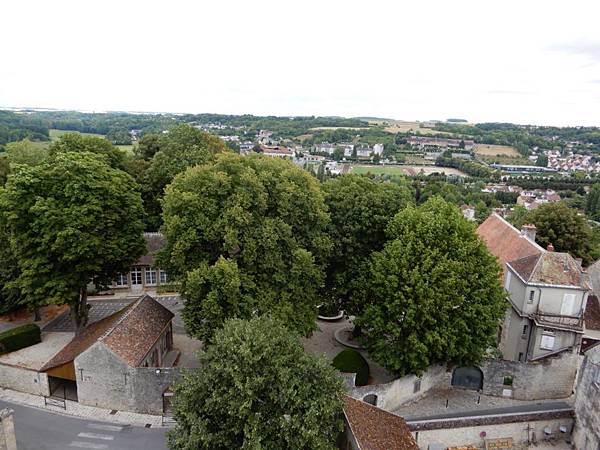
left=0, top=400, right=168, bottom=450
left=405, top=400, right=572, bottom=422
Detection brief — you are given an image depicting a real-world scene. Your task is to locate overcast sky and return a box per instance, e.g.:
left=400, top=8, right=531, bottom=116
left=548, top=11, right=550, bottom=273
left=1, top=0, right=599, bottom=126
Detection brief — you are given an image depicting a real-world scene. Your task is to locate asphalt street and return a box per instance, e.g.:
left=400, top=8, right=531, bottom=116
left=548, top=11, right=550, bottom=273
left=0, top=400, right=169, bottom=450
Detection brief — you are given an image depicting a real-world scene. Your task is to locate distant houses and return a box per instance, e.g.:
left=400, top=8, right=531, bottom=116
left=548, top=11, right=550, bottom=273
left=407, top=136, right=475, bottom=151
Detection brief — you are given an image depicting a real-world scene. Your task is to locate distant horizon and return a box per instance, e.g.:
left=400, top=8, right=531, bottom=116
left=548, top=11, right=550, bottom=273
left=4, top=104, right=598, bottom=129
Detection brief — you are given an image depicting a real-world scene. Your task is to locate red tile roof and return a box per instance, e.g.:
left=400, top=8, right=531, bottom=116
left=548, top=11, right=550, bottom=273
left=42, top=295, right=173, bottom=370
left=343, top=396, right=418, bottom=450
left=477, top=214, right=543, bottom=275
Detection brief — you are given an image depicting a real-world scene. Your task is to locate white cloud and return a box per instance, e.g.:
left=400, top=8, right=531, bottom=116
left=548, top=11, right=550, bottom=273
left=1, top=0, right=599, bottom=125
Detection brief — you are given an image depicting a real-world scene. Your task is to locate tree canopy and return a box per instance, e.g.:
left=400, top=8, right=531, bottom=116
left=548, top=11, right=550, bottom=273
left=322, top=175, right=413, bottom=312
left=167, top=316, right=344, bottom=450
left=5, top=139, right=48, bottom=166
left=0, top=152, right=145, bottom=330
left=160, top=153, right=330, bottom=341
left=353, top=197, right=507, bottom=375
left=49, top=132, right=126, bottom=169
left=524, top=202, right=594, bottom=265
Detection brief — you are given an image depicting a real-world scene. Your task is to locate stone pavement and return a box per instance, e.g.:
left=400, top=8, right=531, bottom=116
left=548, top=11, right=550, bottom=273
left=394, top=387, right=574, bottom=420
left=0, top=387, right=166, bottom=428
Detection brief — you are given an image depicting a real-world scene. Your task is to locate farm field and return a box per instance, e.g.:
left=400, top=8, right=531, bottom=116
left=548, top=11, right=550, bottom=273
left=367, top=119, right=452, bottom=136
left=350, top=164, right=466, bottom=177
left=474, top=144, right=520, bottom=157
left=309, top=126, right=369, bottom=131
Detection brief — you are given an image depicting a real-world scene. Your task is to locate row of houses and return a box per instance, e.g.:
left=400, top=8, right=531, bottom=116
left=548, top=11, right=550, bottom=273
left=313, top=142, right=384, bottom=158
left=407, top=136, right=475, bottom=151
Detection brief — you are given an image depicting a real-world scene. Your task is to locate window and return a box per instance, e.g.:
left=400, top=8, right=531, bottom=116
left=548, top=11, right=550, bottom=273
left=540, top=329, right=556, bottom=350
left=522, top=324, right=528, bottom=338
left=159, top=270, right=168, bottom=284
left=503, top=375, right=513, bottom=386
left=131, top=268, right=142, bottom=285
left=561, top=293, right=576, bottom=316
left=528, top=290, right=535, bottom=303
left=115, top=273, right=128, bottom=287
left=504, top=272, right=512, bottom=290
left=145, top=267, right=157, bottom=286
left=518, top=352, right=524, bottom=362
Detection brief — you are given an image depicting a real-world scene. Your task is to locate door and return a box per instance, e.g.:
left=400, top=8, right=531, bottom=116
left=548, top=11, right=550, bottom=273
left=131, top=267, right=143, bottom=293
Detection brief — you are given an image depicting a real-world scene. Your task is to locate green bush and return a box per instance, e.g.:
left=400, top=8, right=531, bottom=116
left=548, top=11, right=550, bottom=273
left=0, top=323, right=41, bottom=355
left=332, top=349, right=370, bottom=386
left=157, top=283, right=181, bottom=294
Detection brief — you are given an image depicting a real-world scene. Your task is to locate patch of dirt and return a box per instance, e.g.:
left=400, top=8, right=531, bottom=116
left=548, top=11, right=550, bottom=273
left=0, top=304, right=69, bottom=325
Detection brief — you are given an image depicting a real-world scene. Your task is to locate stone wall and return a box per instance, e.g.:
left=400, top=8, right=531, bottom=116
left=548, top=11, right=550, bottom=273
left=411, top=417, right=574, bottom=450
left=0, top=409, right=17, bottom=450
left=572, top=345, right=600, bottom=450
left=481, top=351, right=578, bottom=400
left=75, top=341, right=185, bottom=415
left=0, top=364, right=49, bottom=396
left=349, top=365, right=449, bottom=411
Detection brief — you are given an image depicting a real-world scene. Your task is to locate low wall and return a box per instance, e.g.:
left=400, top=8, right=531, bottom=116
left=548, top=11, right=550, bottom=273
left=0, top=364, right=49, bottom=397
left=572, top=346, right=600, bottom=450
left=410, top=415, right=574, bottom=450
left=481, top=352, right=578, bottom=400
left=350, top=365, right=449, bottom=411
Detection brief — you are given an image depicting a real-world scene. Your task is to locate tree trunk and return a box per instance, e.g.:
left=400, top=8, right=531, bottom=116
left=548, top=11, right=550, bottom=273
left=71, top=287, right=89, bottom=334
left=33, top=307, right=41, bottom=322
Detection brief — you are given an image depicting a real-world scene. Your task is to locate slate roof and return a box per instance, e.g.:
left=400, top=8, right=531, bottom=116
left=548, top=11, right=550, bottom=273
left=343, top=396, right=418, bottom=450
left=136, top=232, right=166, bottom=266
left=508, top=252, right=588, bottom=288
left=41, top=295, right=173, bottom=371
left=477, top=214, right=543, bottom=274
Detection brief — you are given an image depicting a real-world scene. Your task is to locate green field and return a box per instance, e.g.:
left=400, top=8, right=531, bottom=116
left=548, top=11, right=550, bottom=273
left=351, top=165, right=408, bottom=175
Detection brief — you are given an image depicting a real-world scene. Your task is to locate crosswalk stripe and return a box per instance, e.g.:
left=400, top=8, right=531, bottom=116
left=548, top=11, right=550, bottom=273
left=87, top=423, right=124, bottom=432
left=78, top=432, right=114, bottom=441
left=69, top=441, right=108, bottom=449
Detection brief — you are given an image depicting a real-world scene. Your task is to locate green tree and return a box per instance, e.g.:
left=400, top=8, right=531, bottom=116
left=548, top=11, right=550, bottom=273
left=167, top=316, right=344, bottom=450
left=160, top=153, right=331, bottom=341
left=333, top=147, right=344, bottom=161
left=49, top=133, right=126, bottom=169
left=135, top=133, right=162, bottom=160
left=0, top=156, right=9, bottom=186
left=0, top=152, right=146, bottom=331
left=353, top=197, right=507, bottom=375
left=586, top=183, right=600, bottom=221
left=0, top=214, right=21, bottom=315
left=144, top=125, right=228, bottom=230
left=506, top=204, right=529, bottom=228
left=322, top=175, right=412, bottom=312
left=525, top=202, right=594, bottom=264
left=536, top=154, right=549, bottom=167
left=5, top=139, right=48, bottom=166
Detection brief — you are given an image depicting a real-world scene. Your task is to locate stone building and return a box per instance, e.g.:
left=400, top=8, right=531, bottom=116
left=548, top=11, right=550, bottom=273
left=110, top=232, right=169, bottom=294
left=478, top=214, right=589, bottom=362
left=572, top=343, right=600, bottom=449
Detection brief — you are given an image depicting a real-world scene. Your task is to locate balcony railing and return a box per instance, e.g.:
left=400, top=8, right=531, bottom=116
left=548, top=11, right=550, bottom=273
left=532, top=311, right=583, bottom=331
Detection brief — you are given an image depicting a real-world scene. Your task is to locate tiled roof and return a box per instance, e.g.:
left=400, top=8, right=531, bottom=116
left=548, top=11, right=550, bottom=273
left=136, top=232, right=166, bottom=266
left=41, top=295, right=173, bottom=370
left=508, top=252, right=588, bottom=288
left=477, top=214, right=543, bottom=273
left=102, top=295, right=173, bottom=366
left=585, top=295, right=600, bottom=331
left=343, top=396, right=418, bottom=450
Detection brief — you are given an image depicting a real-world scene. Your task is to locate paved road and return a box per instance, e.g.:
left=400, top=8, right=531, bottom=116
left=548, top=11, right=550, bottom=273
left=405, top=400, right=572, bottom=422
left=0, top=400, right=168, bottom=450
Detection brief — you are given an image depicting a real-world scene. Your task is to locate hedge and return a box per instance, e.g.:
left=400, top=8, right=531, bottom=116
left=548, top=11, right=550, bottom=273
left=332, top=349, right=370, bottom=386
left=0, top=323, right=41, bottom=355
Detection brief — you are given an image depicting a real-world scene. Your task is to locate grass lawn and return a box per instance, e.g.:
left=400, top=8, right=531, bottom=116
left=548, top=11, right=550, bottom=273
left=351, top=165, right=408, bottom=175
left=49, top=129, right=105, bottom=140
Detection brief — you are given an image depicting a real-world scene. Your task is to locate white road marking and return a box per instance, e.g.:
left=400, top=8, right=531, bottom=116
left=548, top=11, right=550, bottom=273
left=87, top=423, right=124, bottom=432
left=69, top=441, right=108, bottom=449
left=78, top=432, right=115, bottom=441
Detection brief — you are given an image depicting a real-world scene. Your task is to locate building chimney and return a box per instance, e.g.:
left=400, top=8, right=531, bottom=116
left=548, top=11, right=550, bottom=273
left=547, top=243, right=555, bottom=252
left=521, top=224, right=537, bottom=242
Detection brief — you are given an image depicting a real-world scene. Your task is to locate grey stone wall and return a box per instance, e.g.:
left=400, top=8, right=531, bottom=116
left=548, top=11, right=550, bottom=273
left=0, top=364, right=49, bottom=396
left=572, top=345, right=600, bottom=450
left=481, top=351, right=578, bottom=400
left=75, top=342, right=185, bottom=415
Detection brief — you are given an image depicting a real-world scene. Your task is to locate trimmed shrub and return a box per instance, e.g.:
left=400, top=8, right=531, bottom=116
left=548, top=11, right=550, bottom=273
left=0, top=323, right=41, bottom=355
left=332, top=349, right=370, bottom=386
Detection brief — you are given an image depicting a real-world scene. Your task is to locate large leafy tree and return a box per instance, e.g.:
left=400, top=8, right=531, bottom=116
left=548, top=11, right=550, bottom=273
left=0, top=156, right=8, bottom=186
left=142, top=125, right=228, bottom=230
left=160, top=153, right=330, bottom=341
left=167, top=316, right=345, bottom=450
left=354, top=197, right=506, bottom=375
left=0, top=152, right=146, bottom=331
left=322, top=175, right=412, bottom=312
left=0, top=213, right=21, bottom=315
left=5, top=139, right=48, bottom=166
left=49, top=132, right=126, bottom=169
left=525, top=202, right=593, bottom=265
